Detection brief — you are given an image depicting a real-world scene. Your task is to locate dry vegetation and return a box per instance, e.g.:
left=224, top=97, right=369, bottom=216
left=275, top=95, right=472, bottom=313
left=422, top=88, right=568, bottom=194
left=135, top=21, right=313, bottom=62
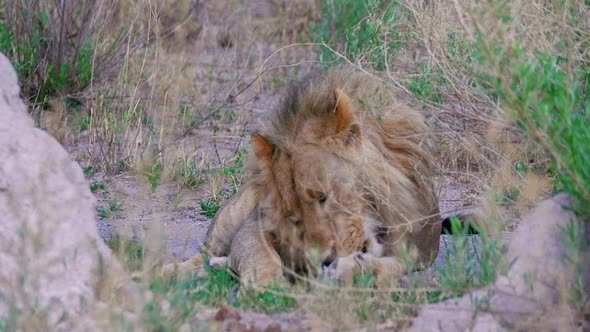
left=1, top=0, right=588, bottom=330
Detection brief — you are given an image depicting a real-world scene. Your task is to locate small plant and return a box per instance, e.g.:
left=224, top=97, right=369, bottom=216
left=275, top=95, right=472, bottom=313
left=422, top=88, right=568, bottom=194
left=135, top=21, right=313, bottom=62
left=82, top=166, right=94, bottom=176
left=500, top=186, right=521, bottom=206
left=170, top=191, right=183, bottom=211
left=108, top=199, right=123, bottom=217
left=105, top=235, right=145, bottom=271
left=97, top=207, right=111, bottom=219
left=90, top=180, right=108, bottom=194
left=200, top=198, right=221, bottom=219
left=469, top=32, right=590, bottom=216
left=79, top=117, right=91, bottom=133
left=310, top=0, right=409, bottom=70
left=148, top=163, right=162, bottom=192
left=407, top=64, right=445, bottom=104
left=96, top=199, right=123, bottom=219
left=172, top=159, right=206, bottom=189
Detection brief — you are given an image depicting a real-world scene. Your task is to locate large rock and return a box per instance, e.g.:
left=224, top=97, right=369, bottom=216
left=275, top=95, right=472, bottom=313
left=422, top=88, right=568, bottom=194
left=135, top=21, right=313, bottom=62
left=410, top=194, right=586, bottom=331
left=0, top=52, right=125, bottom=330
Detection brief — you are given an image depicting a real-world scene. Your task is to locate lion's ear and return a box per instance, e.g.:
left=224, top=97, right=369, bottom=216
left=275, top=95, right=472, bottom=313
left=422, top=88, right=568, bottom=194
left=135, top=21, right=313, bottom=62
left=334, top=88, right=353, bottom=132
left=251, top=132, right=273, bottom=160
left=333, top=88, right=361, bottom=144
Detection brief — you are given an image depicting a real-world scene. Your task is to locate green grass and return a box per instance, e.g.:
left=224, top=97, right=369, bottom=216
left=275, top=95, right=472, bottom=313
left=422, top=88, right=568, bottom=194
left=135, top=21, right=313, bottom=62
left=200, top=198, right=221, bottom=219
left=310, top=0, right=409, bottom=70
left=97, top=198, right=123, bottom=219
left=436, top=218, right=507, bottom=293
left=105, top=235, right=145, bottom=271
left=138, top=267, right=298, bottom=330
left=407, top=64, right=446, bottom=104
left=172, top=159, right=206, bottom=189
left=148, top=163, right=162, bottom=192
left=561, top=219, right=589, bottom=312
left=90, top=180, right=108, bottom=194
left=196, top=149, right=246, bottom=218
left=98, top=216, right=507, bottom=329
left=0, top=4, right=121, bottom=106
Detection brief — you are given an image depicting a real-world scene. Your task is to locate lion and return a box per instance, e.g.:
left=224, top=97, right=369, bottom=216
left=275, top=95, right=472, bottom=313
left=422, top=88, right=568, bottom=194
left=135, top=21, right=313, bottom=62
left=163, top=68, right=442, bottom=286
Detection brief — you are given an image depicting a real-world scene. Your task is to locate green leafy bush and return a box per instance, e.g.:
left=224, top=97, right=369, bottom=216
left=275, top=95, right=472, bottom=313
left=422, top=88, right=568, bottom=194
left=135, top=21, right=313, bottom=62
left=473, top=36, right=590, bottom=216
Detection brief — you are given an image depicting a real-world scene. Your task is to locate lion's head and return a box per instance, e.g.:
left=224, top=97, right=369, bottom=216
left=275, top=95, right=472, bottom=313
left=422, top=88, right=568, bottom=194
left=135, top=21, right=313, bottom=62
left=246, top=69, right=440, bottom=272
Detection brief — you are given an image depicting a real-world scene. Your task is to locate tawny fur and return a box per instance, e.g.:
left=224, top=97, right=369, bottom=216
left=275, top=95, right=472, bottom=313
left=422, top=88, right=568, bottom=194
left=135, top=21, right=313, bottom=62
left=163, top=69, right=441, bottom=286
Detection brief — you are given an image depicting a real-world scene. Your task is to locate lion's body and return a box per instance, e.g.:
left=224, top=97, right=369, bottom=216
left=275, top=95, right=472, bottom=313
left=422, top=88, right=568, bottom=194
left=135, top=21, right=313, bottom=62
left=165, top=69, right=441, bottom=285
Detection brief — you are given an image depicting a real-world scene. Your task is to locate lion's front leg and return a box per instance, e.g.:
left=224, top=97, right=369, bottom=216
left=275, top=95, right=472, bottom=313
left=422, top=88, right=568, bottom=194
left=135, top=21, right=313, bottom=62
left=161, top=252, right=208, bottom=278
left=325, top=253, right=406, bottom=287
left=161, top=183, right=259, bottom=279
left=229, top=217, right=285, bottom=287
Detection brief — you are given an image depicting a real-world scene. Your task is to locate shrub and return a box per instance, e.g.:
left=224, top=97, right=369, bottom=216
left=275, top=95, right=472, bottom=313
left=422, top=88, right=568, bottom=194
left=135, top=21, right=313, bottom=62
left=468, top=4, right=590, bottom=216
left=0, top=1, right=132, bottom=106
left=310, top=0, right=409, bottom=70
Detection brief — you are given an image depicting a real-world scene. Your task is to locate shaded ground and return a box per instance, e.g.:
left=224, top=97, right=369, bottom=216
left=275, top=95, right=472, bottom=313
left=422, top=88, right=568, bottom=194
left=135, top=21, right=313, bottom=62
left=95, top=174, right=483, bottom=261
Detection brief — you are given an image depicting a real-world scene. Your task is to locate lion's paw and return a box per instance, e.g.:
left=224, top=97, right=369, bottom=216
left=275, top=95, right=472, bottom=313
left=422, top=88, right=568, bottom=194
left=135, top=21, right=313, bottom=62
left=321, top=252, right=366, bottom=285
left=208, top=256, right=229, bottom=268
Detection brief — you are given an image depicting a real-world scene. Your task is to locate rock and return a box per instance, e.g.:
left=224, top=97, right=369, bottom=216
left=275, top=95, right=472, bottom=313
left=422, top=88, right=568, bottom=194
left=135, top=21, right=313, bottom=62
left=410, top=194, right=585, bottom=331
left=0, top=52, right=127, bottom=330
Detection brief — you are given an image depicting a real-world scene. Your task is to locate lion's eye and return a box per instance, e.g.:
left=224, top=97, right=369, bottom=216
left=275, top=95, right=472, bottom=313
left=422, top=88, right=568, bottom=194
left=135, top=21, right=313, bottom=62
left=318, top=193, right=328, bottom=205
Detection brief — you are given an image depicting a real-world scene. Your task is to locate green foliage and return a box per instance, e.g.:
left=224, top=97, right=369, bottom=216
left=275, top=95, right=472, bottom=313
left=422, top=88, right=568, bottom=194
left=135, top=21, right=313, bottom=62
left=200, top=198, right=221, bottom=219
left=97, top=207, right=110, bottom=219
left=148, top=163, right=162, bottom=192
left=0, top=2, right=128, bottom=106
left=90, top=180, right=108, bottom=193
left=173, top=159, right=206, bottom=189
left=96, top=199, right=123, bottom=219
left=139, top=266, right=296, bottom=330
left=236, top=286, right=297, bottom=314
left=561, top=219, right=589, bottom=311
left=82, top=165, right=94, bottom=176
left=407, top=64, right=445, bottom=104
left=79, top=117, right=91, bottom=133
left=500, top=186, right=521, bottom=205
left=105, top=235, right=145, bottom=271
left=142, top=271, right=235, bottom=331
left=310, top=0, right=408, bottom=70
left=474, top=36, right=590, bottom=215
left=198, top=149, right=247, bottom=218
left=436, top=217, right=507, bottom=292
left=190, top=267, right=239, bottom=306
left=109, top=199, right=123, bottom=213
